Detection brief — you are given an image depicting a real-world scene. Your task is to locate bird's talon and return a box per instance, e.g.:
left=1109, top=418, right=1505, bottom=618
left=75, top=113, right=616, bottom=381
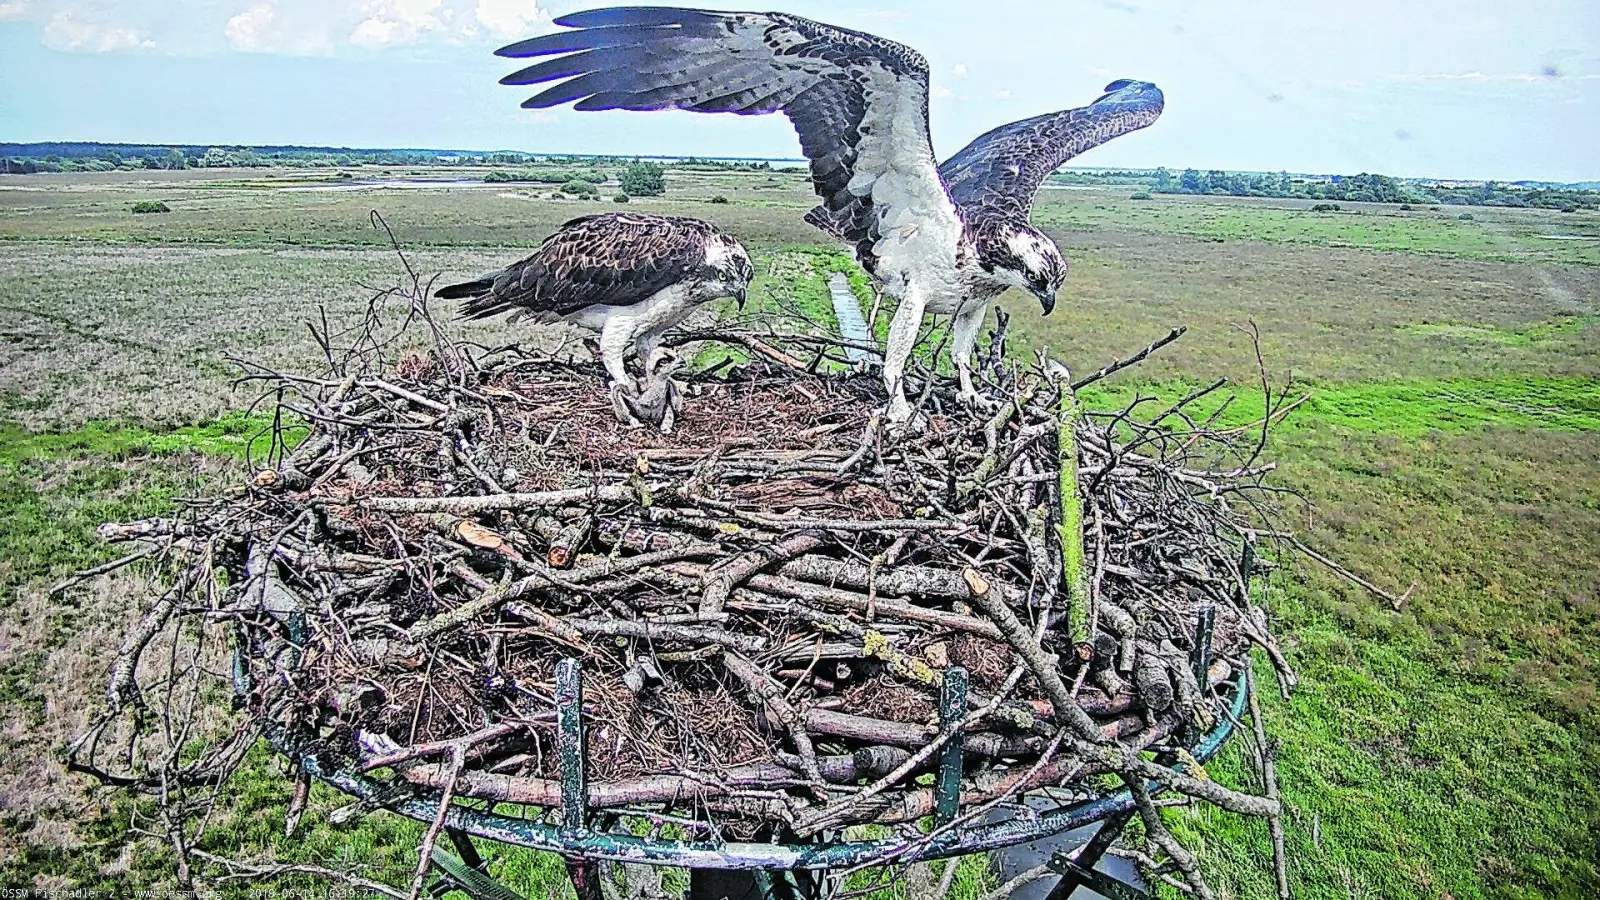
left=609, top=383, right=645, bottom=427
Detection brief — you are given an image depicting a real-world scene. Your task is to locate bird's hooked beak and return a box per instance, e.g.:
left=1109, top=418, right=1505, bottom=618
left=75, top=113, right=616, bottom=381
left=1033, top=287, right=1057, bottom=316
left=734, top=284, right=748, bottom=309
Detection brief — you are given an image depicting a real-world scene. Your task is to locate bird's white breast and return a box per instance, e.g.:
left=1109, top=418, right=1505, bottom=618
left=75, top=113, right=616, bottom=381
left=568, top=283, right=698, bottom=333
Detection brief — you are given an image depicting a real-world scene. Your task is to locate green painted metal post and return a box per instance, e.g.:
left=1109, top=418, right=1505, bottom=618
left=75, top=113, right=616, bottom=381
left=1055, top=385, right=1091, bottom=649
left=556, top=659, right=604, bottom=900
left=556, top=658, right=588, bottom=834
left=1191, top=604, right=1216, bottom=685
left=935, top=666, right=968, bottom=826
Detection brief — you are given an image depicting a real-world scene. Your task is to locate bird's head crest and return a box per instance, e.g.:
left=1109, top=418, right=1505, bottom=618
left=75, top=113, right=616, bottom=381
left=999, top=225, right=1068, bottom=315
left=711, top=235, right=754, bottom=307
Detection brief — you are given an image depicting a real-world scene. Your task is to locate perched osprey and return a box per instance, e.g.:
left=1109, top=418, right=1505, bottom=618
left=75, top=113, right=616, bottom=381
left=437, top=213, right=752, bottom=425
left=495, top=8, right=1164, bottom=421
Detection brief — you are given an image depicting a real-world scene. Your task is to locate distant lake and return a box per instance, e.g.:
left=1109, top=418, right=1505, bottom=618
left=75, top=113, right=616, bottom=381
left=278, top=178, right=485, bottom=192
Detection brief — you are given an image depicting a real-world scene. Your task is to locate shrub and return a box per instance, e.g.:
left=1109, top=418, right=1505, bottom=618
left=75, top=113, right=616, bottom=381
left=1129, top=192, right=1152, bottom=200
left=1310, top=202, right=1341, bottom=212
left=613, top=193, right=630, bottom=203
left=709, top=195, right=730, bottom=204
left=1399, top=204, right=1412, bottom=210
left=562, top=179, right=599, bottom=198
left=483, top=170, right=515, bottom=183
left=1458, top=212, right=1475, bottom=221
left=620, top=161, right=666, bottom=197
left=130, top=200, right=170, bottom=214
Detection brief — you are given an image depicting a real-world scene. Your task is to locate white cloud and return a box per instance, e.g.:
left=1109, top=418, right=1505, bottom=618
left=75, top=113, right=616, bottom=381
left=350, top=0, right=447, bottom=48
left=9, top=0, right=549, bottom=55
left=934, top=86, right=953, bottom=98
left=42, top=10, right=152, bottom=51
left=225, top=4, right=282, bottom=52
left=951, top=62, right=967, bottom=77
left=223, top=1, right=344, bottom=54
left=473, top=0, right=549, bottom=38
left=994, top=88, right=1013, bottom=99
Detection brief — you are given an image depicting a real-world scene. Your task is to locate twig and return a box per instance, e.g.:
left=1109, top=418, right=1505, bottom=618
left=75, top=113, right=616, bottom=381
left=1071, top=326, right=1188, bottom=390
left=1250, top=671, right=1292, bottom=900
left=405, top=744, right=465, bottom=900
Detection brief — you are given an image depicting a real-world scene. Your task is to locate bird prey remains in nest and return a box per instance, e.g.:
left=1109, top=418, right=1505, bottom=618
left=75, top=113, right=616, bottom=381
left=437, top=212, right=752, bottom=429
left=494, top=8, right=1163, bottom=422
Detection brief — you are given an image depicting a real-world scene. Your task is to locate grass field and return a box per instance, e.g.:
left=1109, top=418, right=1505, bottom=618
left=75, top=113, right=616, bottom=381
left=1, top=168, right=1596, bottom=898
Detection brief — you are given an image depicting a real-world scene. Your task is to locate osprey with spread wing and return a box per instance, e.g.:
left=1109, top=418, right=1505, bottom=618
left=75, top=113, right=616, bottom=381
left=497, top=8, right=1162, bottom=422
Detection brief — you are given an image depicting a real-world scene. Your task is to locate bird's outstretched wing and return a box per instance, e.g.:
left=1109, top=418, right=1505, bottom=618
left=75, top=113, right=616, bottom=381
left=498, top=7, right=958, bottom=276
left=443, top=214, right=712, bottom=319
left=938, top=79, right=1164, bottom=224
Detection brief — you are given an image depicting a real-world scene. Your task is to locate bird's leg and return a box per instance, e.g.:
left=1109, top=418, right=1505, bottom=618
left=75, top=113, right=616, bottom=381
left=598, top=316, right=640, bottom=394
left=637, top=330, right=672, bottom=375
left=882, top=286, right=927, bottom=426
left=951, top=301, right=997, bottom=409
left=635, top=330, right=671, bottom=398
left=610, top=384, right=644, bottom=427
left=600, top=317, right=644, bottom=426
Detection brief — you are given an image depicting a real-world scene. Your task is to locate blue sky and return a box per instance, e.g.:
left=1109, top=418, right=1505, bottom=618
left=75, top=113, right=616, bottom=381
left=1, top=0, right=1596, bottom=181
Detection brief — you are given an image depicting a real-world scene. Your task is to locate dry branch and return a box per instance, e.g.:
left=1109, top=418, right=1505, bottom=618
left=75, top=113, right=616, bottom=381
left=70, top=253, right=1313, bottom=897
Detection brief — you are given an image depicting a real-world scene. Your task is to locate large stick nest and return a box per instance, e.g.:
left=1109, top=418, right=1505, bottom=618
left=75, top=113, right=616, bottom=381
left=71, top=258, right=1303, bottom=894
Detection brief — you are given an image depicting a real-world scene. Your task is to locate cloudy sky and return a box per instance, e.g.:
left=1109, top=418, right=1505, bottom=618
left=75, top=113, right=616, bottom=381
left=1, top=0, right=1596, bottom=181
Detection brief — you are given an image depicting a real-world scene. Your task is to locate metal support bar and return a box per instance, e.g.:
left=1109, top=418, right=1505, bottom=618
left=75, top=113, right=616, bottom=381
left=556, top=658, right=588, bottom=834
left=1072, top=809, right=1134, bottom=872
left=1044, top=809, right=1143, bottom=900
left=1190, top=603, right=1216, bottom=685
left=428, top=844, right=527, bottom=900
left=690, top=867, right=821, bottom=900
left=1047, top=858, right=1151, bottom=900
left=934, top=666, right=968, bottom=826
left=556, top=659, right=602, bottom=900
left=565, top=857, right=605, bottom=900
left=268, top=672, right=1251, bottom=872
left=448, top=827, right=484, bottom=870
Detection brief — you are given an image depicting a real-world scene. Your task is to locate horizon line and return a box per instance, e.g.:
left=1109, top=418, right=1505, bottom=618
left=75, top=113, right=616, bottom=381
left=1, top=139, right=1595, bottom=186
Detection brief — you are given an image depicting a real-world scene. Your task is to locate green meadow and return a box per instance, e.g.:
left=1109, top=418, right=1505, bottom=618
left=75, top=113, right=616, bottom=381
left=1, top=169, right=1596, bottom=898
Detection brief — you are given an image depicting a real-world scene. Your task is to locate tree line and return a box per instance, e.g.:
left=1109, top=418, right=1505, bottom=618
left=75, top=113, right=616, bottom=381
left=0, top=146, right=564, bottom=173
left=5, top=142, right=1592, bottom=211
left=1145, top=168, right=1596, bottom=211
left=0, top=143, right=792, bottom=178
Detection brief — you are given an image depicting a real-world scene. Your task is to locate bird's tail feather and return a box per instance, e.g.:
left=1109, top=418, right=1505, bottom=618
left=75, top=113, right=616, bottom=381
left=435, top=275, right=512, bottom=320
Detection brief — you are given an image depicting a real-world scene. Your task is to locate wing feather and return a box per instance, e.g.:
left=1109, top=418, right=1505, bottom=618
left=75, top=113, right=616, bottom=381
left=497, top=7, right=959, bottom=277
left=455, top=214, right=716, bottom=318
left=937, top=80, right=1164, bottom=223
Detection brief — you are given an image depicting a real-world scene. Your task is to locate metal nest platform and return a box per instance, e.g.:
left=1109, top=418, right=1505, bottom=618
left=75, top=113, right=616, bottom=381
left=252, top=609, right=1251, bottom=900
